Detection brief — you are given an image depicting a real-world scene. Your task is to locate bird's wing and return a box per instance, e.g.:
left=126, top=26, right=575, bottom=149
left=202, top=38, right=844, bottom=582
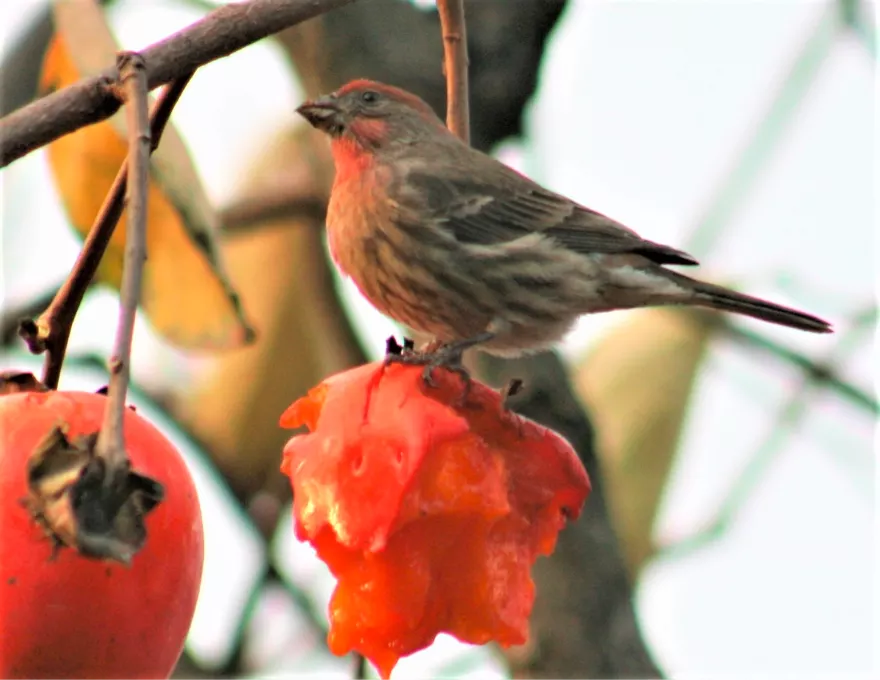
left=404, top=166, right=698, bottom=267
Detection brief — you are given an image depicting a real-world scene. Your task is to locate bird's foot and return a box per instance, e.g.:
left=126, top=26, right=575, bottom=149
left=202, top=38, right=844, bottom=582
left=384, top=337, right=471, bottom=388
left=383, top=333, right=495, bottom=404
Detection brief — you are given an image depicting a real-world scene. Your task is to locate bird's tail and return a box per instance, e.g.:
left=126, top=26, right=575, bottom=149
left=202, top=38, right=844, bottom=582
left=686, top=278, right=832, bottom=333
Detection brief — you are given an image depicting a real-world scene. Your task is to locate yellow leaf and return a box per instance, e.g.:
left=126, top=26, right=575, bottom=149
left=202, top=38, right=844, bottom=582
left=41, top=2, right=253, bottom=349
left=573, top=309, right=717, bottom=575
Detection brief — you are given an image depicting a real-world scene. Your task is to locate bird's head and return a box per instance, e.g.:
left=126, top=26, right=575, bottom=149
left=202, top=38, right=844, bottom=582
left=296, top=79, right=448, bottom=152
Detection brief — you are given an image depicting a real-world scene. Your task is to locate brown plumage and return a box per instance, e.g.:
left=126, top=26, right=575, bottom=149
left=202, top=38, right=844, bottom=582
left=297, top=79, right=832, bottom=358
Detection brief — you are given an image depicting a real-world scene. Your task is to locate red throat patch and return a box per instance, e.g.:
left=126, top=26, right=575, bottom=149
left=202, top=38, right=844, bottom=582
left=349, top=117, right=389, bottom=146
left=330, top=134, right=374, bottom=184
left=329, top=117, right=389, bottom=183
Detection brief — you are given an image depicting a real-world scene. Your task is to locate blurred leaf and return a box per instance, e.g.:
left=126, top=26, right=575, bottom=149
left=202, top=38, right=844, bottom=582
left=41, top=1, right=253, bottom=350
left=573, top=308, right=717, bottom=575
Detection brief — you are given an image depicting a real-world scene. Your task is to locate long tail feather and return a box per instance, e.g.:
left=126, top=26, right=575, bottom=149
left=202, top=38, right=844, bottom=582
left=691, top=280, right=832, bottom=333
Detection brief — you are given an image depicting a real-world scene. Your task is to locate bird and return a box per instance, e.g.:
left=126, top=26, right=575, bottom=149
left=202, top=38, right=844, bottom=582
left=297, top=79, right=832, bottom=378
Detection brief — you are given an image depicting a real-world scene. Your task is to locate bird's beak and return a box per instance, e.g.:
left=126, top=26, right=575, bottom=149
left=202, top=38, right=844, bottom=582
left=296, top=96, right=342, bottom=132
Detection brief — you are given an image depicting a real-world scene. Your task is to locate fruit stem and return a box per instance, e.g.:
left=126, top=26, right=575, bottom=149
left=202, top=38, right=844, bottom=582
left=94, top=52, right=151, bottom=469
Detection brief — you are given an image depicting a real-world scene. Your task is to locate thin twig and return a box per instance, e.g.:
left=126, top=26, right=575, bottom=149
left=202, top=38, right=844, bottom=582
left=437, top=0, right=470, bottom=144
left=0, top=0, right=357, bottom=167
left=92, top=52, right=150, bottom=468
left=19, top=75, right=193, bottom=389
left=723, top=318, right=877, bottom=414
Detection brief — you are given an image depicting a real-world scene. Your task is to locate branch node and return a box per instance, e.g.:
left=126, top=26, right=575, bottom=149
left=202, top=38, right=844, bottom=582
left=18, top=319, right=45, bottom=354
left=97, top=74, right=122, bottom=103
left=115, top=51, right=147, bottom=79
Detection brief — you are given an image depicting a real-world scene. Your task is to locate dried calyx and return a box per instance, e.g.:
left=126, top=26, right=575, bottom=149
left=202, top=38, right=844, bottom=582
left=3, top=370, right=165, bottom=565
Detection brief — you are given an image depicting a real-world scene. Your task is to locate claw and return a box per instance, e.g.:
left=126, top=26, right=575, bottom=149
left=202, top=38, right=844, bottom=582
left=376, top=335, right=464, bottom=419
left=385, top=336, right=404, bottom=357
left=383, top=332, right=495, bottom=407
left=500, top=378, right=524, bottom=412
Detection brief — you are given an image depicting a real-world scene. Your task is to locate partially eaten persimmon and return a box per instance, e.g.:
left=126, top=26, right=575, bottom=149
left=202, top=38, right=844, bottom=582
left=280, top=362, right=590, bottom=678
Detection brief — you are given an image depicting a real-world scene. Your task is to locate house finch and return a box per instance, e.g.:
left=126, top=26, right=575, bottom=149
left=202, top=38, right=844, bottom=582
left=297, top=80, right=831, bottom=371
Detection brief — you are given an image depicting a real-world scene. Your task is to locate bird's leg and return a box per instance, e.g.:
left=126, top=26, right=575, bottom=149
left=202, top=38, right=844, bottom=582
left=384, top=332, right=496, bottom=395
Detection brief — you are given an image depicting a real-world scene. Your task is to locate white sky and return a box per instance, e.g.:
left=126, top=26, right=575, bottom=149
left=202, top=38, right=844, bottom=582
left=1, top=1, right=877, bottom=678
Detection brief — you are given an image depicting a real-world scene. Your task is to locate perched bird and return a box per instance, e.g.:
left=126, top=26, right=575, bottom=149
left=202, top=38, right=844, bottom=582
left=297, top=79, right=831, bottom=369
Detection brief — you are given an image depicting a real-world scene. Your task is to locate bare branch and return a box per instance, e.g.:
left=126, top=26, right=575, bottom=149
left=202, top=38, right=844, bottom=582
left=19, top=75, right=193, bottom=389
left=93, top=52, right=150, bottom=468
left=0, top=0, right=357, bottom=167
left=436, top=0, right=470, bottom=143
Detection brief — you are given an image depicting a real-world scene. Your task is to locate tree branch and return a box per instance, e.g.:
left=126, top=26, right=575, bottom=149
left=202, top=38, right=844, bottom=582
left=0, top=5, right=53, bottom=117
left=93, top=52, right=150, bottom=469
left=723, top=317, right=877, bottom=414
left=19, top=75, right=193, bottom=389
left=436, top=0, right=470, bottom=143
left=0, top=0, right=357, bottom=167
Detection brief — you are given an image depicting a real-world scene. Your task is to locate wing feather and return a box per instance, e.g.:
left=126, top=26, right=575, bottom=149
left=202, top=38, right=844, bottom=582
left=403, top=166, right=698, bottom=267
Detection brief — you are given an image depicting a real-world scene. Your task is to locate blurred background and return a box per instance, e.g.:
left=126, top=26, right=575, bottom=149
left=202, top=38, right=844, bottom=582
left=0, top=0, right=876, bottom=678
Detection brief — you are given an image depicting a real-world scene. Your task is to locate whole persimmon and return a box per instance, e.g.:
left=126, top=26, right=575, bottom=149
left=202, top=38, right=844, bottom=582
left=0, top=388, right=203, bottom=679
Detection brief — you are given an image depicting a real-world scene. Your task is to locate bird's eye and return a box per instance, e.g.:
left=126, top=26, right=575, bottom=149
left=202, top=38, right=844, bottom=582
left=360, top=90, right=380, bottom=105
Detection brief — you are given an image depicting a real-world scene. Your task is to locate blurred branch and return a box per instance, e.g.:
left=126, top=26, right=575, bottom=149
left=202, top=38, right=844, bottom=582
left=722, top=312, right=878, bottom=414
left=0, top=0, right=357, bottom=167
left=353, top=652, right=367, bottom=680
left=0, top=5, right=53, bottom=116
left=683, top=3, right=838, bottom=256
left=18, top=75, right=193, bottom=389
left=94, top=52, right=151, bottom=469
left=839, top=0, right=877, bottom=54
left=656, top=306, right=874, bottom=562
left=437, top=0, right=470, bottom=144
